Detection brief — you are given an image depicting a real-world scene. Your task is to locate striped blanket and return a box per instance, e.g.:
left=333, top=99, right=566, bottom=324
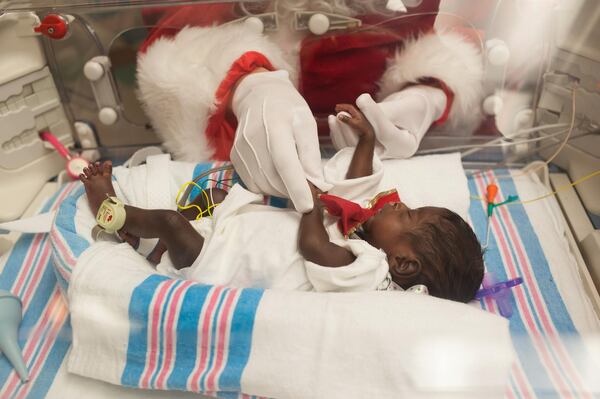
left=0, top=165, right=596, bottom=398
left=0, top=182, right=77, bottom=399
left=469, top=171, right=597, bottom=398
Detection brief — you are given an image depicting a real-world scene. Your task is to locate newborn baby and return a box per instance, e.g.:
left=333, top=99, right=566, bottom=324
left=81, top=106, right=483, bottom=302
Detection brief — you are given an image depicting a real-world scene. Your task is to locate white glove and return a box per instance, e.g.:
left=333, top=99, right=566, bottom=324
left=230, top=71, right=331, bottom=213
left=329, top=86, right=446, bottom=159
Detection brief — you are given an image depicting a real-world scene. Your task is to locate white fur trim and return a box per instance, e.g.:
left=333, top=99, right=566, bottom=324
left=377, top=31, right=483, bottom=128
left=137, top=24, right=293, bottom=162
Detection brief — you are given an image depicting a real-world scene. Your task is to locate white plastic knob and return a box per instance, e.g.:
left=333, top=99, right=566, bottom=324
left=486, top=39, right=510, bottom=66
left=244, top=17, right=264, bottom=33
left=514, top=109, right=533, bottom=130
left=308, top=13, right=330, bottom=35
left=402, top=0, right=423, bottom=7
left=483, top=95, right=503, bottom=116
left=98, top=107, right=118, bottom=125
left=84, top=61, right=104, bottom=81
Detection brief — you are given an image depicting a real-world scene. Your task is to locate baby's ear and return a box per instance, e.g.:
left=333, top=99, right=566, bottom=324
left=389, top=256, right=421, bottom=281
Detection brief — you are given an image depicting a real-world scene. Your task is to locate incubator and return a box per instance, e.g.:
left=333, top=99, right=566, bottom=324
left=0, top=1, right=599, bottom=398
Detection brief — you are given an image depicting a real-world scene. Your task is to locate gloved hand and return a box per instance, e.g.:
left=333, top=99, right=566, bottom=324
left=230, top=71, right=331, bottom=213
left=329, top=86, right=446, bottom=159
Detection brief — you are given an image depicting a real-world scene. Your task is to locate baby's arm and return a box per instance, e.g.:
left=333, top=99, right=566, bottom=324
left=299, top=183, right=356, bottom=267
left=335, top=104, right=376, bottom=179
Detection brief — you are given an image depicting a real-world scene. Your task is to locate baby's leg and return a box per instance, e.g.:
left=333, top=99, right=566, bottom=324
left=81, top=161, right=203, bottom=270
left=120, top=206, right=204, bottom=269
left=146, top=187, right=229, bottom=264
left=80, top=161, right=140, bottom=248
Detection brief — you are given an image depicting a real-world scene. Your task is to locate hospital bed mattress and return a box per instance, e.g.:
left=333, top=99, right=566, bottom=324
left=0, top=164, right=598, bottom=398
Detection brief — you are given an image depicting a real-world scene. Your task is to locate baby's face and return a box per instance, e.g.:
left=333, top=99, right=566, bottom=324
left=362, top=202, right=442, bottom=263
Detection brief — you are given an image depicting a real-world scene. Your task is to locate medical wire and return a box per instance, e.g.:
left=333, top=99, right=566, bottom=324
left=415, top=124, right=569, bottom=155
left=459, top=129, right=568, bottom=158
left=470, top=168, right=600, bottom=205
left=175, top=178, right=235, bottom=219
left=417, top=123, right=569, bottom=155
left=469, top=89, right=577, bottom=181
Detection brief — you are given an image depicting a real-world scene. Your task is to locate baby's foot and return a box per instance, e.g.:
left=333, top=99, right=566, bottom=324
left=79, top=161, right=140, bottom=248
left=79, top=161, right=116, bottom=216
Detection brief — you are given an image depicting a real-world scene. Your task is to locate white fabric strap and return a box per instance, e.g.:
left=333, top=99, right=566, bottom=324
left=145, top=154, right=174, bottom=210
left=0, top=211, right=56, bottom=234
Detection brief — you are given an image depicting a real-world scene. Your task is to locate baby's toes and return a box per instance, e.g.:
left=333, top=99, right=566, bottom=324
left=101, top=161, right=113, bottom=177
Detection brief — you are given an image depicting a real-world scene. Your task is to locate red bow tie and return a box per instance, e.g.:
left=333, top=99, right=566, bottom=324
left=319, top=189, right=400, bottom=237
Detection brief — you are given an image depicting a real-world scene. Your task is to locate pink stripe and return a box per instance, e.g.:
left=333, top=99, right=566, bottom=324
left=0, top=289, right=63, bottom=396
left=474, top=175, right=572, bottom=395
left=12, top=234, right=44, bottom=295
left=49, top=248, right=72, bottom=282
left=47, top=182, right=85, bottom=272
left=189, top=286, right=224, bottom=392
left=0, top=183, right=77, bottom=395
left=490, top=177, right=593, bottom=399
left=155, top=281, right=194, bottom=389
left=483, top=172, right=591, bottom=397
left=50, top=229, right=77, bottom=271
left=141, top=280, right=176, bottom=388
left=15, top=296, right=68, bottom=399
left=206, top=289, right=239, bottom=391
left=20, top=245, right=52, bottom=312
left=510, top=361, right=534, bottom=399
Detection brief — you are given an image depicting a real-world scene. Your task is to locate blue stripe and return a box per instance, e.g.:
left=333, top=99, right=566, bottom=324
left=218, top=288, right=263, bottom=391
left=493, top=175, right=585, bottom=395
left=166, top=284, right=212, bottom=389
left=495, top=175, right=577, bottom=332
left=199, top=288, right=229, bottom=391
left=0, top=183, right=74, bottom=397
left=24, top=318, right=71, bottom=399
left=469, top=173, right=589, bottom=396
left=149, top=280, right=182, bottom=387
left=121, top=274, right=170, bottom=387
left=54, top=185, right=90, bottom=261
left=190, top=163, right=217, bottom=200
left=468, top=176, right=555, bottom=393
left=19, top=237, right=48, bottom=295
left=0, top=233, right=36, bottom=289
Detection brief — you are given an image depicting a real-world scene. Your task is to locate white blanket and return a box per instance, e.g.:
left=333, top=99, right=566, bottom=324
left=66, top=153, right=513, bottom=397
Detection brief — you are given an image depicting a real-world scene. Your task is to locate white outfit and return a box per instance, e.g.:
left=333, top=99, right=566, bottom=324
left=158, top=148, right=392, bottom=292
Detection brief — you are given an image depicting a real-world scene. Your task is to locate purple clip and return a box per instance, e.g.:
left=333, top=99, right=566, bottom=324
left=476, top=273, right=523, bottom=318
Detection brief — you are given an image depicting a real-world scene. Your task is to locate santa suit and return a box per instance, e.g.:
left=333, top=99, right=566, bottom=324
left=136, top=1, right=483, bottom=210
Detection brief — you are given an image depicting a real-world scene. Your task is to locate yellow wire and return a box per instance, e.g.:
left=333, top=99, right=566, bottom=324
left=175, top=181, right=225, bottom=219
left=470, top=169, right=600, bottom=204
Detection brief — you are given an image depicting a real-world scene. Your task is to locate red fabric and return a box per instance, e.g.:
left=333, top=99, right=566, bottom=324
left=319, top=190, right=400, bottom=236
left=139, top=3, right=238, bottom=53
left=204, top=51, right=275, bottom=161
left=299, top=0, right=440, bottom=119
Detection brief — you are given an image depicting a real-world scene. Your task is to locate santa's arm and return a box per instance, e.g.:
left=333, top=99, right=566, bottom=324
left=357, top=86, right=447, bottom=159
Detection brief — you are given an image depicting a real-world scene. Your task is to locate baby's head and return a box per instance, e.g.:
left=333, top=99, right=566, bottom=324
left=362, top=202, right=484, bottom=302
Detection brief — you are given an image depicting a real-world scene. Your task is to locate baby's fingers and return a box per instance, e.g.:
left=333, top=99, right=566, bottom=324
left=335, top=103, right=360, bottom=119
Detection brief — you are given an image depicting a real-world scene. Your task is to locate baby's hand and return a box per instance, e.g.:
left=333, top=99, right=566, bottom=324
left=335, top=104, right=375, bottom=140
left=307, top=181, right=323, bottom=198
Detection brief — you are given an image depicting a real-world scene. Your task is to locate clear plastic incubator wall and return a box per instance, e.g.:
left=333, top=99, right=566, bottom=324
left=0, top=0, right=600, bottom=398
